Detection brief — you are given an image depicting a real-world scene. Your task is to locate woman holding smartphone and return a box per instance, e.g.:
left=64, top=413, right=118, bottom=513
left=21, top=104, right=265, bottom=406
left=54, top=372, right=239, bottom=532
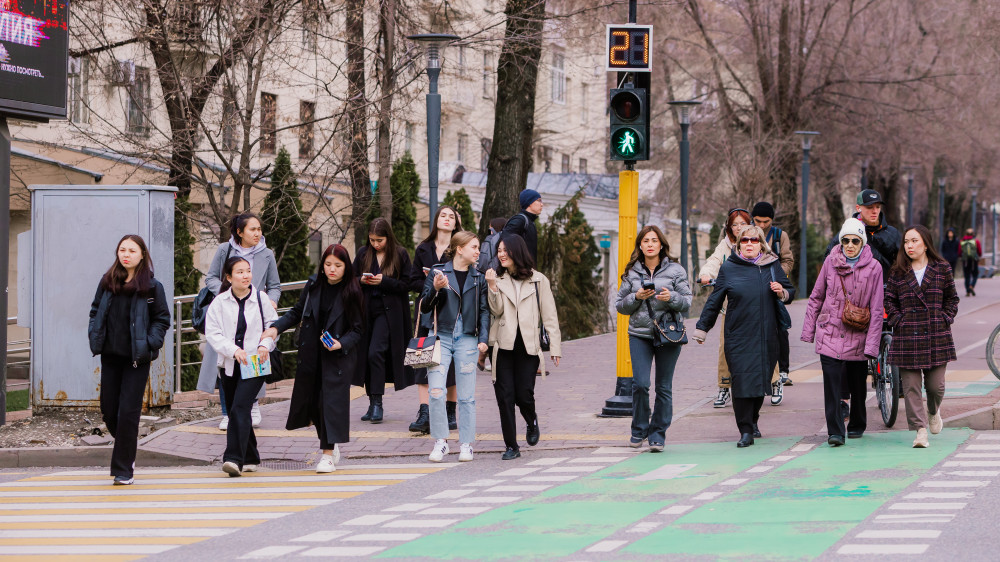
left=88, top=235, right=171, bottom=485
left=261, top=244, right=364, bottom=472
left=353, top=218, right=415, bottom=423
left=408, top=205, right=463, bottom=433
left=418, top=231, right=490, bottom=462
left=205, top=257, right=278, bottom=477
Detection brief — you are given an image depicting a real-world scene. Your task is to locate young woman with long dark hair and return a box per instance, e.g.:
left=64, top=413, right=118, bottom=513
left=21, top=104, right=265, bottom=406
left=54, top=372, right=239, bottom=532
left=88, top=235, right=171, bottom=485
left=885, top=226, right=959, bottom=448
left=614, top=226, right=692, bottom=452
left=418, top=231, right=490, bottom=462
left=353, top=218, right=415, bottom=423
left=198, top=212, right=282, bottom=430
left=407, top=205, right=462, bottom=433
left=485, top=234, right=561, bottom=460
left=261, top=244, right=364, bottom=472
left=205, top=257, right=279, bottom=476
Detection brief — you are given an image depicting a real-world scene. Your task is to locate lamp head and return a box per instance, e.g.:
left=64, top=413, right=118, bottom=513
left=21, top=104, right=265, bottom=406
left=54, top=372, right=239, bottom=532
left=793, top=131, right=820, bottom=151
left=668, top=100, right=702, bottom=125
left=407, top=33, right=460, bottom=69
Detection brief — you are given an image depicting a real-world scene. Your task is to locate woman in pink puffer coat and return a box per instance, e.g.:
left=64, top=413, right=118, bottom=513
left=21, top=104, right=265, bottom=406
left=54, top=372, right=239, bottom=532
left=801, top=218, right=884, bottom=447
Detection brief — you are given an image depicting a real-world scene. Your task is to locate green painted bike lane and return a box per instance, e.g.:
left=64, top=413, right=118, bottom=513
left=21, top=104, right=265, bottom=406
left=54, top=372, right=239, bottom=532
left=377, top=437, right=799, bottom=561
left=624, top=428, right=974, bottom=560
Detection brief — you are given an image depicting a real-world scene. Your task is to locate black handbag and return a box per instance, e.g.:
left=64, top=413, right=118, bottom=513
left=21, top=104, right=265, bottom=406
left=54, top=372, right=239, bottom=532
left=534, top=282, right=550, bottom=352
left=645, top=299, right=688, bottom=347
left=191, top=246, right=232, bottom=334
left=256, top=293, right=283, bottom=384
left=770, top=268, right=793, bottom=331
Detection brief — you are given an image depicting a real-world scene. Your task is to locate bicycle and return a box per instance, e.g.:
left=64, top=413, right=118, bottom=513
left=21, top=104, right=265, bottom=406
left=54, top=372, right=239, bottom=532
left=869, top=313, right=899, bottom=427
left=986, top=323, right=1000, bottom=380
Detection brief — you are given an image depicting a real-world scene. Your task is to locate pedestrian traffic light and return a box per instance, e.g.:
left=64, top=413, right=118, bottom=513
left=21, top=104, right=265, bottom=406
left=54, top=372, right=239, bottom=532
left=609, top=87, right=649, bottom=161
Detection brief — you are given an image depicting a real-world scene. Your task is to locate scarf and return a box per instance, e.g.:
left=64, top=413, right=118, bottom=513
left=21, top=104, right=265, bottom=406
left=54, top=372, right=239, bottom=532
left=229, top=235, right=268, bottom=272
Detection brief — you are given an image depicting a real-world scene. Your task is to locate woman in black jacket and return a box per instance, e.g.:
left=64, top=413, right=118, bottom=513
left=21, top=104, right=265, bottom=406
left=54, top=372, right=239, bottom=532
left=353, top=218, right=415, bottom=423
left=693, top=225, right=795, bottom=448
left=418, top=231, right=490, bottom=463
left=941, top=228, right=960, bottom=276
left=407, top=205, right=462, bottom=432
left=88, top=234, right=171, bottom=485
left=260, top=244, right=364, bottom=473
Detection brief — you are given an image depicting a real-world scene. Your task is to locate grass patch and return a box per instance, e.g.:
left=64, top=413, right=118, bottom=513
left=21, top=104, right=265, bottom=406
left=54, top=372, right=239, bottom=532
left=5, top=388, right=28, bottom=412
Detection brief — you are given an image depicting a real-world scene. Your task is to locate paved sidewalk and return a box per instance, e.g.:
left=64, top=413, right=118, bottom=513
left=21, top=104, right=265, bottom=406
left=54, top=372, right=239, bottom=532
left=141, top=276, right=1000, bottom=464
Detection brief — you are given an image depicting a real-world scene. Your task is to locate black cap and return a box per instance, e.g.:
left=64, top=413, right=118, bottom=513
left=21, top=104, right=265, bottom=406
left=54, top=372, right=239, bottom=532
left=751, top=202, right=774, bottom=219
left=857, top=189, right=883, bottom=205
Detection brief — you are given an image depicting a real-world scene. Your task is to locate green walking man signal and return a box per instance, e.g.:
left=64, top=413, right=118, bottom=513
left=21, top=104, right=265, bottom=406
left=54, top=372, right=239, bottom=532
left=609, top=87, right=649, bottom=161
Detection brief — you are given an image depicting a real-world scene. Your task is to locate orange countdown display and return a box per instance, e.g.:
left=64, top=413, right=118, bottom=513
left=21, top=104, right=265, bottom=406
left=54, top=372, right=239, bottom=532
left=606, top=24, right=651, bottom=72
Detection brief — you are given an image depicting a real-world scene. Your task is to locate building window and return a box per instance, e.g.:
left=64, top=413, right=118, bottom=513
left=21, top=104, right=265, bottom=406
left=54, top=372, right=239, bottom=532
left=308, top=231, right=322, bottom=265
left=302, top=0, right=318, bottom=52
left=404, top=122, right=414, bottom=153
left=457, top=133, right=468, bottom=163
left=561, top=154, right=570, bottom=174
left=261, top=92, right=277, bottom=155
left=550, top=52, right=565, bottom=104
left=579, top=158, right=588, bottom=175
left=457, top=45, right=466, bottom=76
left=539, top=146, right=552, bottom=173
left=222, top=88, right=238, bottom=151
left=480, top=138, right=491, bottom=171
left=127, top=66, right=152, bottom=136
left=580, top=85, right=588, bottom=123
left=67, top=56, right=90, bottom=124
left=299, top=101, right=315, bottom=159
left=482, top=52, right=494, bottom=98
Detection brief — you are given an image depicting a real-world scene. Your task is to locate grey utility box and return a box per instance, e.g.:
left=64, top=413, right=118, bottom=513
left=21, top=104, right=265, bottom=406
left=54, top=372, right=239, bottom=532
left=21, top=185, right=176, bottom=408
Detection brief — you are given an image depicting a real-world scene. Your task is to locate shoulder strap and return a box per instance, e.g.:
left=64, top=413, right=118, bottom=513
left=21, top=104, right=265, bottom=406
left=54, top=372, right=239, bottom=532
left=534, top=281, right=543, bottom=331
left=256, top=290, right=266, bottom=326
left=225, top=244, right=232, bottom=262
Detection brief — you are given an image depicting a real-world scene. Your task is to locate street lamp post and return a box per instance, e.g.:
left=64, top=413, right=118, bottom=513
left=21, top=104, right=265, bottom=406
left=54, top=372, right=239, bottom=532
left=668, top=100, right=701, bottom=280
left=861, top=157, right=870, bottom=191
left=795, top=131, right=819, bottom=298
left=904, top=167, right=915, bottom=226
left=407, top=33, right=460, bottom=222
left=993, top=203, right=998, bottom=267
left=938, top=176, right=946, bottom=251
left=970, top=184, right=981, bottom=233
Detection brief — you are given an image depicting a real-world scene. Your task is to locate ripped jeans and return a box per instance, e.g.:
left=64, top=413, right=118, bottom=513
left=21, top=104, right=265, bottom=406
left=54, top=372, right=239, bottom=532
left=427, top=315, right=478, bottom=444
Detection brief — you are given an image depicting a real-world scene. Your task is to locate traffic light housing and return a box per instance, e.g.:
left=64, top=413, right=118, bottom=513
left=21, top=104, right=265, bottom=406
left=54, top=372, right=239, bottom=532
left=609, top=86, right=649, bottom=161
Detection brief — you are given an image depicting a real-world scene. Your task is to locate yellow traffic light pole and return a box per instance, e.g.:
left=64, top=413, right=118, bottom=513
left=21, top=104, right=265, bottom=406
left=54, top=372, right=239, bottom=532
left=601, top=169, right=638, bottom=416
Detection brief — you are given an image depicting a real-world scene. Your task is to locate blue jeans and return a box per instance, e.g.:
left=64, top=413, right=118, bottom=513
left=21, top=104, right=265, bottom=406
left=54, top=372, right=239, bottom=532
left=428, top=316, right=478, bottom=444
left=629, top=336, right=681, bottom=444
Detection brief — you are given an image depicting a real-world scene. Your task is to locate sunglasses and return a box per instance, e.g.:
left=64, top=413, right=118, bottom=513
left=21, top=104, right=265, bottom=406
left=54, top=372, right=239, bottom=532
left=740, top=237, right=760, bottom=244
left=841, top=237, right=863, bottom=246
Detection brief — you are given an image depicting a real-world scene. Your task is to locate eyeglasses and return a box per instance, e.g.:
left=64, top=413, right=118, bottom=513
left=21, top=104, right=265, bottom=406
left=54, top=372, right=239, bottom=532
left=841, top=237, right=863, bottom=246
left=740, top=237, right=760, bottom=244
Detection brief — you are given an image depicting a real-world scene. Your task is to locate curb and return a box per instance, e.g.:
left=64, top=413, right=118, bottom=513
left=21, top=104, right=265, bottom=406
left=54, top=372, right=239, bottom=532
left=944, top=398, right=1000, bottom=431
left=0, top=446, right=213, bottom=469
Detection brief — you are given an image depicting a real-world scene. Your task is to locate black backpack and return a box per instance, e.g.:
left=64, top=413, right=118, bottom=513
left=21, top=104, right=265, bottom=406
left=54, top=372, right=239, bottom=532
left=767, top=227, right=783, bottom=255
left=477, top=230, right=502, bottom=273
left=191, top=245, right=232, bottom=334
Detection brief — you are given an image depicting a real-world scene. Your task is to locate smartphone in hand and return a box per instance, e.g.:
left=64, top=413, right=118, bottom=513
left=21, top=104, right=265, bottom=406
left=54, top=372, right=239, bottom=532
left=320, top=331, right=335, bottom=349
left=362, top=272, right=375, bottom=279
left=642, top=279, right=655, bottom=291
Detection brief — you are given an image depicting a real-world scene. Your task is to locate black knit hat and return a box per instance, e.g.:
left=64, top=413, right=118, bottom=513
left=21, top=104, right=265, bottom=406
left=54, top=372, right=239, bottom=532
left=752, top=202, right=774, bottom=219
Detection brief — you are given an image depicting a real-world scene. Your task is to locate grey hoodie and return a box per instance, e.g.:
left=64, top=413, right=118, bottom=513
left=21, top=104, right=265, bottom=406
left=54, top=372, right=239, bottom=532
left=615, top=258, right=693, bottom=340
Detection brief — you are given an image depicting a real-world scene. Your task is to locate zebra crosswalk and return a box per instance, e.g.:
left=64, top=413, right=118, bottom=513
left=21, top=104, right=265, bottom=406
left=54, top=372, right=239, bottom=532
left=0, top=464, right=449, bottom=560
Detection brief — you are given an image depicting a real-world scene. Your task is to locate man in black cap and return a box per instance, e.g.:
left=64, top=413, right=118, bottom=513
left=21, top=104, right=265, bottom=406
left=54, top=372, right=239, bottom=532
left=753, top=202, right=794, bottom=405
left=825, top=189, right=901, bottom=283
left=502, top=189, right=543, bottom=261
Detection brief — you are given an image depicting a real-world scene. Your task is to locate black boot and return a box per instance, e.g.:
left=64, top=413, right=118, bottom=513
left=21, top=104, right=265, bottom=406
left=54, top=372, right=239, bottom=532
left=361, top=396, right=374, bottom=422
left=408, top=404, right=430, bottom=433
left=371, top=395, right=384, bottom=424
left=447, top=401, right=458, bottom=431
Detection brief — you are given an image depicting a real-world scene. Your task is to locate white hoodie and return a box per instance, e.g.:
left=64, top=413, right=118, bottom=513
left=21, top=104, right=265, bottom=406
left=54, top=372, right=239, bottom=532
left=205, top=286, right=278, bottom=377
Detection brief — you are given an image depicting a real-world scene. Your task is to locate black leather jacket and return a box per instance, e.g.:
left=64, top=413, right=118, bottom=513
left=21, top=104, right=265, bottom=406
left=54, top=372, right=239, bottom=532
left=418, top=261, right=490, bottom=344
left=88, top=279, right=171, bottom=364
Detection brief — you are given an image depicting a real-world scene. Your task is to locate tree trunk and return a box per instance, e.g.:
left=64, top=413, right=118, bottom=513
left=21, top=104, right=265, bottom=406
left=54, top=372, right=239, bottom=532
left=346, top=0, right=372, bottom=249
left=478, top=0, right=546, bottom=238
left=376, top=0, right=396, bottom=222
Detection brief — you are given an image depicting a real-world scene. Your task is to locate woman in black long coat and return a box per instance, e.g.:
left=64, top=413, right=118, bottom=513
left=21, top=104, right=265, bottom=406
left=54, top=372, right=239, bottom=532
left=353, top=218, right=415, bottom=423
left=693, top=225, right=795, bottom=448
left=261, top=244, right=363, bottom=473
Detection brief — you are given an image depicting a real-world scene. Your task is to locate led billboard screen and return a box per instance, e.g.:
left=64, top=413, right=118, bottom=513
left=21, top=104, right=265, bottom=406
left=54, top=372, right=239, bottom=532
left=0, top=1, right=68, bottom=121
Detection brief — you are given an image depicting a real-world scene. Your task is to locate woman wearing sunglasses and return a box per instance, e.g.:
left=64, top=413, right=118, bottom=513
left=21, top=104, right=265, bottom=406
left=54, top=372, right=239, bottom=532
left=800, top=218, right=884, bottom=447
left=694, top=225, right=795, bottom=448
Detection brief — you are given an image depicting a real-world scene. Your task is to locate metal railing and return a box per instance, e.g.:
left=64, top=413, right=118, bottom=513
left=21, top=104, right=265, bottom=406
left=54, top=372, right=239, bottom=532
left=6, top=317, right=30, bottom=370
left=173, top=280, right=309, bottom=393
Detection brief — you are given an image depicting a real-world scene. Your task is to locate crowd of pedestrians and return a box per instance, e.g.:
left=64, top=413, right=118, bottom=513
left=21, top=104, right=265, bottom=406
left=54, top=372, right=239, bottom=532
left=88, top=185, right=969, bottom=484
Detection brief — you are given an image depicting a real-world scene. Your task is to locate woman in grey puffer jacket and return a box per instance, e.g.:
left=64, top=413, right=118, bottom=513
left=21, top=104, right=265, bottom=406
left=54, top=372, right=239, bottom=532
left=615, top=226, right=692, bottom=452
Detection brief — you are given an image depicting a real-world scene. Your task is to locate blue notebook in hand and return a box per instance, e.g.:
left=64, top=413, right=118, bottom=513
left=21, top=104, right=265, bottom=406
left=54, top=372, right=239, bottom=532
left=240, top=354, right=272, bottom=380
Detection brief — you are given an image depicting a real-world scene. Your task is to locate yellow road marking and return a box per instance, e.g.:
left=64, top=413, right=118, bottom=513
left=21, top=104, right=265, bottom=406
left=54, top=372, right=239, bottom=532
left=0, top=520, right=266, bottom=529
left=0, top=556, right=140, bottom=562
left=0, top=506, right=313, bottom=516
left=23, top=468, right=442, bottom=481
left=170, top=425, right=626, bottom=440
left=0, top=537, right=204, bottom=546
left=0, top=492, right=359, bottom=504
left=0, top=480, right=403, bottom=492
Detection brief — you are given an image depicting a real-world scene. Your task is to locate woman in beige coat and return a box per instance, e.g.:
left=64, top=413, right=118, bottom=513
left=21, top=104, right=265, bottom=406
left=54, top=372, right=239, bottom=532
left=485, top=234, right=561, bottom=460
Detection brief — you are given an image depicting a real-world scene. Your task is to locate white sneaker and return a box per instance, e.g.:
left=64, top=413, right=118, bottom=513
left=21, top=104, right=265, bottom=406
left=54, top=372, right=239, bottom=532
left=332, top=444, right=341, bottom=464
left=929, top=411, right=943, bottom=434
left=242, top=464, right=257, bottom=473
left=222, top=461, right=241, bottom=477
left=913, top=428, right=930, bottom=448
left=428, top=439, right=449, bottom=462
left=713, top=387, right=731, bottom=408
left=218, top=416, right=229, bottom=431
left=316, top=455, right=336, bottom=473
left=459, top=443, right=474, bottom=462
left=770, top=381, right=783, bottom=406
left=251, top=402, right=262, bottom=427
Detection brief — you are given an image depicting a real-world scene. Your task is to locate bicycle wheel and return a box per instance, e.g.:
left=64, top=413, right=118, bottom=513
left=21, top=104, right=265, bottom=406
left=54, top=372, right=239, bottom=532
left=878, top=333, right=899, bottom=427
left=986, top=323, right=1000, bottom=380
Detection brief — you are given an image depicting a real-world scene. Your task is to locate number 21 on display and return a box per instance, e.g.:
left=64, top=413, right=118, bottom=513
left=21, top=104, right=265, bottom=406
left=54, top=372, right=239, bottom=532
left=606, top=24, right=652, bottom=72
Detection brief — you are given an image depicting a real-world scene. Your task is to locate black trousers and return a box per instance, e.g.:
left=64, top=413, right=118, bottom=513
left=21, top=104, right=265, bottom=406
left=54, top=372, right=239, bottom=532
left=732, top=396, right=764, bottom=436
left=778, top=329, right=790, bottom=373
left=100, top=355, right=150, bottom=478
left=365, top=310, right=390, bottom=396
left=220, top=369, right=265, bottom=468
left=493, top=332, right=539, bottom=449
left=820, top=355, right=868, bottom=437
left=963, top=259, right=979, bottom=292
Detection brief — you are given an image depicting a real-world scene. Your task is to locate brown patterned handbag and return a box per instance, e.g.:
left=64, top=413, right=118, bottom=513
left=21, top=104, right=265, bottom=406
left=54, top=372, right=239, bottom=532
left=840, top=276, right=871, bottom=331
